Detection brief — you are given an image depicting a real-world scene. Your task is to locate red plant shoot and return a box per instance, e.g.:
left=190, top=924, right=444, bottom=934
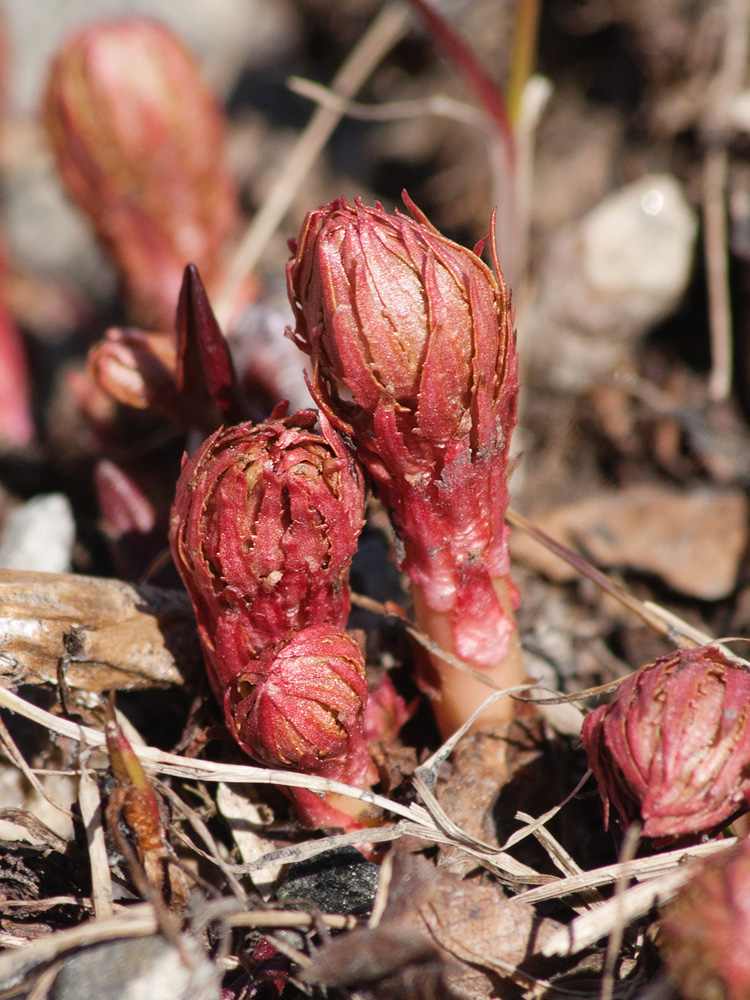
left=169, top=408, right=377, bottom=829
left=43, top=18, right=239, bottom=331
left=227, top=625, right=375, bottom=830
left=170, top=407, right=365, bottom=698
left=287, top=194, right=522, bottom=736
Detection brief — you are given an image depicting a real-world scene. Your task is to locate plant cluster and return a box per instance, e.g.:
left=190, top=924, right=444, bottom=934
left=3, top=9, right=750, bottom=1000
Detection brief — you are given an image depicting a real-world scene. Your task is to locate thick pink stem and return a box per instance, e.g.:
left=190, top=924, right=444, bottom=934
left=412, top=576, right=524, bottom=737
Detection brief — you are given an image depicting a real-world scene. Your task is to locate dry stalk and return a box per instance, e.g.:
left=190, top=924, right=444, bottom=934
left=77, top=754, right=113, bottom=920
left=703, top=0, right=750, bottom=400
left=539, top=862, right=710, bottom=959
left=519, top=838, right=737, bottom=906
left=212, top=1, right=409, bottom=325
left=600, top=823, right=642, bottom=1000
left=0, top=684, right=555, bottom=888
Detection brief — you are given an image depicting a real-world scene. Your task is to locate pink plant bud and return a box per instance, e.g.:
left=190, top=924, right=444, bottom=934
left=88, top=266, right=250, bottom=434
left=104, top=695, right=189, bottom=905
left=94, top=458, right=168, bottom=581
left=225, top=625, right=376, bottom=832
left=582, top=646, right=750, bottom=839
left=169, top=407, right=365, bottom=700
left=287, top=195, right=520, bottom=735
left=87, top=327, right=178, bottom=411
left=364, top=673, right=412, bottom=746
left=87, top=324, right=222, bottom=433
left=226, top=625, right=372, bottom=811
left=95, top=458, right=156, bottom=536
left=43, top=17, right=239, bottom=330
left=659, top=839, right=750, bottom=1000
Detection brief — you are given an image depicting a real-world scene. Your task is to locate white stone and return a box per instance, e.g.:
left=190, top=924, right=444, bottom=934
left=526, top=174, right=698, bottom=390
left=0, top=492, right=75, bottom=573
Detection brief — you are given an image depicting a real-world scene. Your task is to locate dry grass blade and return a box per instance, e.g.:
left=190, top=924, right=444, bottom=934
left=0, top=808, right=69, bottom=852
left=77, top=754, right=113, bottom=920
left=600, top=824, right=641, bottom=1000
left=508, top=803, right=608, bottom=911
left=417, top=685, right=538, bottom=782
left=228, top=910, right=357, bottom=931
left=703, top=0, right=750, bottom=401
left=23, top=960, right=63, bottom=1000
left=501, top=770, right=592, bottom=854
left=239, top=823, right=409, bottom=874
left=213, top=1, right=409, bottom=324
left=287, top=77, right=486, bottom=127
left=411, top=772, right=548, bottom=884
left=540, top=864, right=697, bottom=958
left=153, top=778, right=247, bottom=904
left=704, top=144, right=733, bottom=402
left=519, top=811, right=605, bottom=912
left=0, top=713, right=71, bottom=818
left=518, top=837, right=737, bottom=906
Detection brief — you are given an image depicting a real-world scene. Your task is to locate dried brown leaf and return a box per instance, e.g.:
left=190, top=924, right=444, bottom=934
left=303, top=849, right=562, bottom=1000
left=511, top=484, right=748, bottom=600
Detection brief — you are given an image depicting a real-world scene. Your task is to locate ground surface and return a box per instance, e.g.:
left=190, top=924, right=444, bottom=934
left=0, top=2, right=747, bottom=998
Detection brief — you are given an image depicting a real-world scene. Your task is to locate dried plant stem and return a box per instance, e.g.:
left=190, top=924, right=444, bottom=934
left=703, top=0, right=750, bottom=400
left=540, top=863, right=699, bottom=959
left=213, top=2, right=409, bottom=326
left=24, top=960, right=64, bottom=1000
left=704, top=143, right=733, bottom=401
left=0, top=713, right=71, bottom=817
left=518, top=837, right=736, bottom=906
left=411, top=576, right=525, bottom=737
left=600, top=823, right=641, bottom=1000
left=77, top=757, right=113, bottom=920
left=287, top=78, right=486, bottom=127
left=511, top=75, right=552, bottom=301
left=507, top=0, right=542, bottom=124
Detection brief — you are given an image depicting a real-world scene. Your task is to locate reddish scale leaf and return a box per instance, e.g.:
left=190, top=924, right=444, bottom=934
left=174, top=263, right=250, bottom=426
